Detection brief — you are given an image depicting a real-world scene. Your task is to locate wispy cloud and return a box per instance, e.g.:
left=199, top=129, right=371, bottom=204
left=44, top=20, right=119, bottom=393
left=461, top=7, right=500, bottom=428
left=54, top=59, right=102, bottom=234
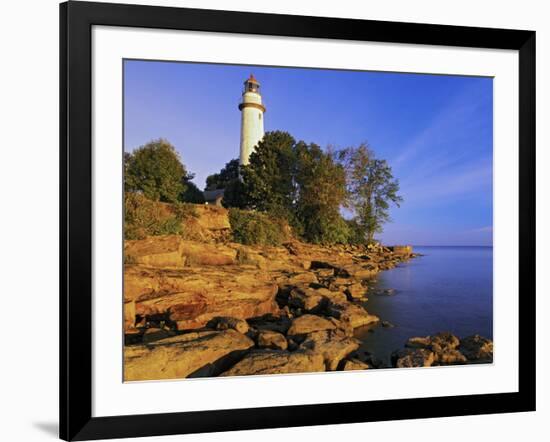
left=387, top=83, right=492, bottom=208
left=469, top=226, right=493, bottom=233
left=399, top=158, right=492, bottom=206
left=390, top=82, right=491, bottom=175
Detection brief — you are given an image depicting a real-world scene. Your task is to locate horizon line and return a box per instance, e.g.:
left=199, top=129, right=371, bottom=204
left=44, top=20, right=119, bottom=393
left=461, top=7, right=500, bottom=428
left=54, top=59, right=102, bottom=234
left=406, top=244, right=493, bottom=247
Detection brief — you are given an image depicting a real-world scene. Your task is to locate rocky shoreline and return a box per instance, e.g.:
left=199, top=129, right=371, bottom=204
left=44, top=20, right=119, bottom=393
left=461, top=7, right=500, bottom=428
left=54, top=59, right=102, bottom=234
left=123, top=207, right=492, bottom=381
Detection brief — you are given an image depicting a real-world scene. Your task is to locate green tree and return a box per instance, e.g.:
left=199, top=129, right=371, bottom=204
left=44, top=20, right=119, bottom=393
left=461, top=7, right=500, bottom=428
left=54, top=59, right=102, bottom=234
left=125, top=139, right=187, bottom=203
left=222, top=178, right=248, bottom=209
left=240, top=131, right=297, bottom=220
left=295, top=143, right=349, bottom=244
left=180, top=179, right=205, bottom=204
left=204, top=158, right=248, bottom=208
left=205, top=158, right=240, bottom=190
left=344, top=218, right=367, bottom=245
left=339, top=144, right=403, bottom=243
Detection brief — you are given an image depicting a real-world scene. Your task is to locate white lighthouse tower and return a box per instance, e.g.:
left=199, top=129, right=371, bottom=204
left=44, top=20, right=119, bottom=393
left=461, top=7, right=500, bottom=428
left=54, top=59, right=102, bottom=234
left=239, top=74, right=265, bottom=165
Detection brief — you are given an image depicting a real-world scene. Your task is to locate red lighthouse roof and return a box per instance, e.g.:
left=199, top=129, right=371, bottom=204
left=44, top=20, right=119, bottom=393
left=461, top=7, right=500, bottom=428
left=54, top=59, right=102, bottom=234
left=246, top=74, right=259, bottom=84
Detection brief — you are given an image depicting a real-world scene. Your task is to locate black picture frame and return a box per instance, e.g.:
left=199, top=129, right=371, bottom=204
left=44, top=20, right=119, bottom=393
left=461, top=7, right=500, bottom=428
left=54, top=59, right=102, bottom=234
left=60, top=1, right=536, bottom=440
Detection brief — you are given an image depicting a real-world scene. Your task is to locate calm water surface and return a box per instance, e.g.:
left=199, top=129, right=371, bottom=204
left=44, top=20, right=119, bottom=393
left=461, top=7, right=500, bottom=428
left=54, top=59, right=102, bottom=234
left=356, top=246, right=493, bottom=364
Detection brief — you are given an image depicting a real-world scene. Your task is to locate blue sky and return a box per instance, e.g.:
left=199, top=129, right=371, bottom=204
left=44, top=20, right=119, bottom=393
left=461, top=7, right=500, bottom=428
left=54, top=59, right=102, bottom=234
left=124, top=60, right=493, bottom=246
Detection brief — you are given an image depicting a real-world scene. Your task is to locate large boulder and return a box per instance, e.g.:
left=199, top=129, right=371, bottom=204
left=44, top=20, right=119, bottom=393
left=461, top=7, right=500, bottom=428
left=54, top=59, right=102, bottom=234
left=248, top=314, right=292, bottom=335
left=345, top=282, right=368, bottom=301
left=435, top=348, right=467, bottom=365
left=341, top=358, right=370, bottom=371
left=208, top=316, right=250, bottom=334
left=430, top=332, right=460, bottom=352
left=339, top=264, right=378, bottom=280
left=391, top=348, right=435, bottom=368
left=299, top=329, right=360, bottom=371
left=430, top=332, right=466, bottom=364
left=398, top=333, right=492, bottom=367
left=315, top=287, right=348, bottom=305
left=405, top=332, right=466, bottom=365
left=257, top=330, right=288, bottom=351
left=124, top=329, right=254, bottom=381
left=327, top=302, right=379, bottom=329
left=287, top=314, right=338, bottom=336
left=288, top=287, right=326, bottom=312
left=124, top=266, right=279, bottom=331
left=459, top=335, right=493, bottom=362
left=220, top=349, right=325, bottom=376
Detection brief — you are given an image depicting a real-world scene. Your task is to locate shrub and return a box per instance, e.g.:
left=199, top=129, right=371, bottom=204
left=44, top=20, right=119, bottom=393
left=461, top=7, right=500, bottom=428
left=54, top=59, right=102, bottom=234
left=172, top=202, right=198, bottom=220
left=125, top=193, right=185, bottom=240
left=229, top=208, right=287, bottom=246
left=301, top=213, right=352, bottom=245
left=345, top=218, right=368, bottom=245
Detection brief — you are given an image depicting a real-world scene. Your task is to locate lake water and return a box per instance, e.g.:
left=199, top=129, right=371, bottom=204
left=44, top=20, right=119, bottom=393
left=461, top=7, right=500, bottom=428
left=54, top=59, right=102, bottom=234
left=356, top=246, right=493, bottom=365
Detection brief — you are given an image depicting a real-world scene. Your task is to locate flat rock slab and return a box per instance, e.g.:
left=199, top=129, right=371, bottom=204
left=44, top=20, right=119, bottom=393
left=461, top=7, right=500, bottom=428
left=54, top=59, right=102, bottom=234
left=125, top=235, right=186, bottom=268
left=182, top=240, right=237, bottom=266
left=220, top=349, right=325, bottom=376
left=287, top=314, right=338, bottom=336
left=124, top=329, right=254, bottom=381
left=124, top=266, right=279, bottom=331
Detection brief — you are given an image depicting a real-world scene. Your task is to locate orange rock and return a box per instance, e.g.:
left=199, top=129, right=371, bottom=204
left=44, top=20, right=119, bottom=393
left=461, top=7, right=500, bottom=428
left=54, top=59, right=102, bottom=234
left=299, top=329, right=360, bottom=371
left=287, top=314, right=338, bottom=336
left=220, top=349, right=325, bottom=376
left=192, top=205, right=230, bottom=230
left=124, top=330, right=254, bottom=381
left=327, top=302, right=379, bottom=329
left=124, top=266, right=279, bottom=331
left=125, top=235, right=186, bottom=268
left=182, top=240, right=237, bottom=266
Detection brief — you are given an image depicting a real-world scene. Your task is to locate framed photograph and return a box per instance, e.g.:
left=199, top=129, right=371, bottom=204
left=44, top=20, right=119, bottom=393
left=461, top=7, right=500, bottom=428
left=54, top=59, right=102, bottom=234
left=60, top=1, right=536, bottom=440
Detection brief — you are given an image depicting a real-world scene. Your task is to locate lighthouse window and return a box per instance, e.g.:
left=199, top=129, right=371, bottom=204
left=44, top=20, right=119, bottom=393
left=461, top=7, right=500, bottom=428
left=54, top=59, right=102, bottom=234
left=259, top=114, right=262, bottom=120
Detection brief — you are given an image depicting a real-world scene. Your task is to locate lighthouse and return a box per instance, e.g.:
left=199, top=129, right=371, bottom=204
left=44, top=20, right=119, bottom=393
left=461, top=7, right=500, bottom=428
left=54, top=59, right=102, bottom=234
left=239, top=74, right=265, bottom=165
